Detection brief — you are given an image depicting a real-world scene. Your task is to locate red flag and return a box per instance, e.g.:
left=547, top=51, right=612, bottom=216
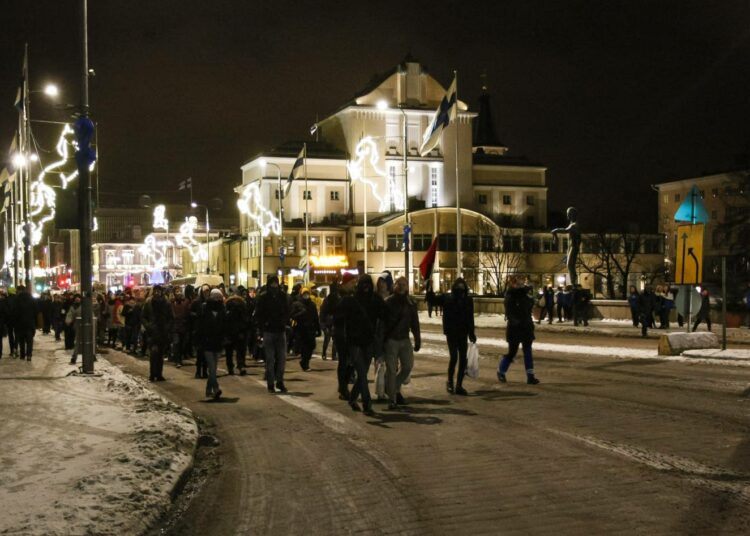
left=419, top=237, right=438, bottom=280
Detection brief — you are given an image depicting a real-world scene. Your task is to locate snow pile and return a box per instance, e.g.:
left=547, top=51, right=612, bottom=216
left=0, top=339, right=197, bottom=536
left=681, top=348, right=750, bottom=361
left=658, top=331, right=719, bottom=356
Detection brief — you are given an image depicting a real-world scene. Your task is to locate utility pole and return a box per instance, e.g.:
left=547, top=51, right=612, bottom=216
left=77, top=0, right=96, bottom=373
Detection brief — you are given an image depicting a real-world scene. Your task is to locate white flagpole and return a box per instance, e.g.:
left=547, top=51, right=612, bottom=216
left=304, top=143, right=309, bottom=284
left=454, top=70, right=462, bottom=279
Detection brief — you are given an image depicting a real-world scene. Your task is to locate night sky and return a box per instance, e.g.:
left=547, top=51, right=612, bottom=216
left=3, top=1, right=750, bottom=229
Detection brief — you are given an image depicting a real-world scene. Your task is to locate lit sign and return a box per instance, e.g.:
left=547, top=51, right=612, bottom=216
left=309, top=255, right=348, bottom=268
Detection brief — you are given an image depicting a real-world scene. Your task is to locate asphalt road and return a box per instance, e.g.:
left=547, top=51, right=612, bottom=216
left=107, top=325, right=750, bottom=535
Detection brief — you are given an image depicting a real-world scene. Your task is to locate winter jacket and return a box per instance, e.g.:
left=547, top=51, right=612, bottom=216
left=111, top=299, right=125, bottom=327
left=141, top=296, right=173, bottom=343
left=0, top=298, right=8, bottom=336
left=341, top=285, right=385, bottom=348
left=290, top=298, right=320, bottom=339
left=254, top=287, right=290, bottom=333
left=171, top=298, right=191, bottom=334
left=383, top=293, right=420, bottom=345
left=16, top=293, right=38, bottom=331
left=628, top=291, right=639, bottom=310
left=65, top=303, right=81, bottom=326
left=441, top=284, right=475, bottom=340
left=197, top=299, right=226, bottom=352
left=225, top=295, right=250, bottom=336
left=504, top=286, right=535, bottom=345
left=697, top=294, right=711, bottom=317
left=638, top=291, right=655, bottom=315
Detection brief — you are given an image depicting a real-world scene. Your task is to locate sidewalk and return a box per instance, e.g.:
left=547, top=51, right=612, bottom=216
left=0, top=334, right=198, bottom=536
left=419, top=311, right=750, bottom=345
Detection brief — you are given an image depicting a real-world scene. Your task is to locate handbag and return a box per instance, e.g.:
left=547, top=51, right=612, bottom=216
left=466, top=342, right=480, bottom=379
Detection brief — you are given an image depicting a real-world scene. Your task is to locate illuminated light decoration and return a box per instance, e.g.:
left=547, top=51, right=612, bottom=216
left=347, top=136, right=404, bottom=212
left=309, top=255, right=348, bottom=268
left=138, top=205, right=174, bottom=271
left=152, top=205, right=168, bottom=231
left=236, top=182, right=281, bottom=237
left=175, top=216, right=207, bottom=262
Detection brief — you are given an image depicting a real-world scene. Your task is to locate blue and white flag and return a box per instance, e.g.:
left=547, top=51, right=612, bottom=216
left=178, top=177, right=192, bottom=191
left=285, top=145, right=305, bottom=196
left=0, top=168, right=11, bottom=214
left=419, top=76, right=457, bottom=156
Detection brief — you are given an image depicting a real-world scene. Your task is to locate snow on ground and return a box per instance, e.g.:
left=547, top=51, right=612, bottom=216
left=0, top=336, right=197, bottom=536
left=682, top=348, right=750, bottom=361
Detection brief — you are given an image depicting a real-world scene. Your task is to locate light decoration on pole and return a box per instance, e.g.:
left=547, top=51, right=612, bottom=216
left=347, top=136, right=404, bottom=212
left=138, top=204, right=173, bottom=271
left=175, top=216, right=207, bottom=262
left=236, top=182, right=281, bottom=237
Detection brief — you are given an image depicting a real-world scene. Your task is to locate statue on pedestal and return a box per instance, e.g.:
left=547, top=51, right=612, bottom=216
left=551, top=207, right=581, bottom=286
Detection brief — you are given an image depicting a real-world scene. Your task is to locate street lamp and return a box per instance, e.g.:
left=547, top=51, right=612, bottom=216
left=191, top=202, right=211, bottom=274
left=260, top=159, right=284, bottom=285
left=377, top=99, right=411, bottom=291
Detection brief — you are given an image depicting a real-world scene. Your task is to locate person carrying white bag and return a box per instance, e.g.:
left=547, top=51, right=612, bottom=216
left=466, top=340, right=480, bottom=379
left=439, top=278, right=477, bottom=396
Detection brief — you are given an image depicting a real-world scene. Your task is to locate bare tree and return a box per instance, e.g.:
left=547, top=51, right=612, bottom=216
left=467, top=218, right=525, bottom=295
left=577, top=230, right=646, bottom=298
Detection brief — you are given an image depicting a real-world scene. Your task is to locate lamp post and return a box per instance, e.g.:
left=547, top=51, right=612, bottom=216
left=191, top=202, right=210, bottom=274
left=260, top=159, right=284, bottom=283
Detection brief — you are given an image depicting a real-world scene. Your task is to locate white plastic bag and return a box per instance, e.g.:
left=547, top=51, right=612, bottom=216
left=374, top=358, right=387, bottom=397
left=466, top=342, right=480, bottom=379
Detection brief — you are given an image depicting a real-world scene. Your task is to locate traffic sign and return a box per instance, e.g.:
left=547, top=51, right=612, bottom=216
left=674, top=223, right=704, bottom=284
left=674, top=185, right=709, bottom=224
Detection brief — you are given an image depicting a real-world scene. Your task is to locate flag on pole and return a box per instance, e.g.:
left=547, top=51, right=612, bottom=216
left=0, top=168, right=11, bottom=214
left=14, top=87, right=23, bottom=112
left=178, top=177, right=192, bottom=191
left=419, top=237, right=439, bottom=280
left=285, top=146, right=305, bottom=196
left=419, top=76, right=458, bottom=156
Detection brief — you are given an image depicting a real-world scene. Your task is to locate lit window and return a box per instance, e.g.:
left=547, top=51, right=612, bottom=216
left=309, top=235, right=321, bottom=255
left=430, top=168, right=439, bottom=207
left=325, top=235, right=344, bottom=255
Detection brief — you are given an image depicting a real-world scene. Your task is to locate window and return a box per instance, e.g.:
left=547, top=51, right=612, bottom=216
left=282, top=236, right=296, bottom=254
left=480, top=234, right=495, bottom=251
left=385, top=119, right=400, bottom=150
left=389, top=165, right=398, bottom=211
left=330, top=191, right=340, bottom=201
left=643, top=237, right=663, bottom=254
left=309, top=235, right=321, bottom=255
left=303, top=190, right=312, bottom=200
left=355, top=233, right=375, bottom=251
left=462, top=235, right=478, bottom=252
left=526, top=195, right=535, bottom=206
left=325, top=235, right=344, bottom=255
left=132, top=225, right=142, bottom=240
left=122, top=250, right=134, bottom=266
left=477, top=193, right=488, bottom=205
left=674, top=193, right=680, bottom=202
left=412, top=234, right=433, bottom=251
left=275, top=190, right=285, bottom=199
left=438, top=234, right=457, bottom=251
left=264, top=237, right=273, bottom=255
left=502, top=194, right=512, bottom=205
left=430, top=167, right=439, bottom=207
left=387, top=234, right=402, bottom=251
left=662, top=194, right=668, bottom=204
left=541, top=238, right=554, bottom=253
left=502, top=235, right=521, bottom=252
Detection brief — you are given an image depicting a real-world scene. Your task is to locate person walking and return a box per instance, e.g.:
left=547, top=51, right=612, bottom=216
left=341, top=274, right=384, bottom=414
left=15, top=286, right=37, bottom=361
left=628, top=285, right=640, bottom=327
left=425, top=280, right=436, bottom=318
left=383, top=276, right=420, bottom=410
left=692, top=288, right=712, bottom=332
left=332, top=273, right=356, bottom=400
left=441, top=278, right=476, bottom=395
left=65, top=294, right=81, bottom=359
left=0, top=290, right=8, bottom=358
left=198, top=288, right=226, bottom=399
left=254, top=275, right=290, bottom=393
left=319, top=282, right=339, bottom=360
left=190, top=285, right=211, bottom=378
left=537, top=285, right=555, bottom=325
left=498, top=276, right=540, bottom=385
left=6, top=288, right=18, bottom=357
left=39, top=292, right=52, bottom=335
left=290, top=287, right=320, bottom=372
left=141, top=285, right=173, bottom=381
left=51, top=293, right=64, bottom=341
left=638, top=286, right=655, bottom=337
left=224, top=290, right=250, bottom=375
left=170, top=288, right=191, bottom=369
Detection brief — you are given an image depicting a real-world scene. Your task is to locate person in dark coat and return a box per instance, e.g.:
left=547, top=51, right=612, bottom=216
left=6, top=289, right=19, bottom=356
left=555, top=286, right=566, bottom=322
left=51, top=293, right=64, bottom=341
left=440, top=278, right=476, bottom=395
left=498, top=276, right=539, bottom=385
left=254, top=275, right=291, bottom=393
left=64, top=294, right=80, bottom=354
left=190, top=285, right=211, bottom=378
left=224, top=292, right=250, bottom=375
left=537, top=285, right=555, bottom=325
left=198, top=288, right=226, bottom=399
left=319, top=282, right=339, bottom=360
left=638, top=287, right=655, bottom=337
left=243, top=287, right=260, bottom=361
left=0, top=290, right=8, bottom=358
left=332, top=273, right=356, bottom=400
left=383, top=276, right=421, bottom=409
left=628, top=286, right=640, bottom=327
left=573, top=285, right=590, bottom=327
left=39, top=292, right=53, bottom=334
left=341, top=274, right=385, bottom=414
left=15, top=286, right=38, bottom=361
left=425, top=280, right=436, bottom=318
left=141, top=285, right=173, bottom=381
left=170, top=288, right=191, bottom=368
left=290, top=287, right=321, bottom=371
left=692, top=288, right=712, bottom=332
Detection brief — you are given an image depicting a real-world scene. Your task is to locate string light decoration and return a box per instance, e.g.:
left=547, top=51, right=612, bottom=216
left=138, top=205, right=174, bottom=270
left=236, top=182, right=281, bottom=237
left=347, top=136, right=404, bottom=212
left=175, top=215, right=207, bottom=262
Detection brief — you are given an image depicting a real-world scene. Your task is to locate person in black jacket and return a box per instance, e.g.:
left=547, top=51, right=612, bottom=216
left=199, top=289, right=227, bottom=399
left=141, top=285, right=173, bottom=381
left=0, top=289, right=8, bottom=358
left=51, top=293, right=64, bottom=341
left=440, top=278, right=476, bottom=395
left=224, top=292, right=250, bottom=375
left=692, top=288, right=712, bottom=332
left=15, top=286, right=37, bottom=361
left=290, top=287, right=320, bottom=371
left=638, top=287, right=655, bottom=337
left=319, top=282, right=339, bottom=360
left=342, top=274, right=385, bottom=414
left=39, top=292, right=53, bottom=334
left=383, top=276, right=420, bottom=409
left=190, top=285, right=211, bottom=378
left=6, top=290, right=19, bottom=356
left=254, top=275, right=291, bottom=393
left=332, top=273, right=356, bottom=400
left=498, top=276, right=539, bottom=385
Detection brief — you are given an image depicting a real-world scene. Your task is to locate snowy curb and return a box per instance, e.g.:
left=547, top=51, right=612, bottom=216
left=0, top=342, right=199, bottom=536
left=681, top=348, right=750, bottom=361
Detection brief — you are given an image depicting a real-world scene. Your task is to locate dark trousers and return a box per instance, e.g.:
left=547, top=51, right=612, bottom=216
left=18, top=328, right=34, bottom=359
left=335, top=335, right=350, bottom=396
left=225, top=335, right=247, bottom=372
left=43, top=316, right=51, bottom=334
left=692, top=314, right=712, bottom=332
left=7, top=326, right=17, bottom=353
left=299, top=334, right=315, bottom=370
left=149, top=339, right=167, bottom=380
left=630, top=307, right=639, bottom=327
left=171, top=331, right=189, bottom=364
left=64, top=325, right=76, bottom=350
left=539, top=304, right=554, bottom=323
left=659, top=309, right=670, bottom=329
left=348, top=344, right=372, bottom=407
left=322, top=328, right=336, bottom=359
left=447, top=334, right=468, bottom=387
left=53, top=320, right=63, bottom=341
left=195, top=346, right=207, bottom=377
left=500, top=340, right=534, bottom=376
left=640, top=313, right=650, bottom=336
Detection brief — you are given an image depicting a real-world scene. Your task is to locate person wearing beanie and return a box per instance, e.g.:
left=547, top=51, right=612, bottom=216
left=254, top=274, right=290, bottom=393
left=498, top=275, right=539, bottom=385
left=198, top=287, right=226, bottom=399
left=441, top=278, right=477, bottom=395
left=290, top=287, right=320, bottom=371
